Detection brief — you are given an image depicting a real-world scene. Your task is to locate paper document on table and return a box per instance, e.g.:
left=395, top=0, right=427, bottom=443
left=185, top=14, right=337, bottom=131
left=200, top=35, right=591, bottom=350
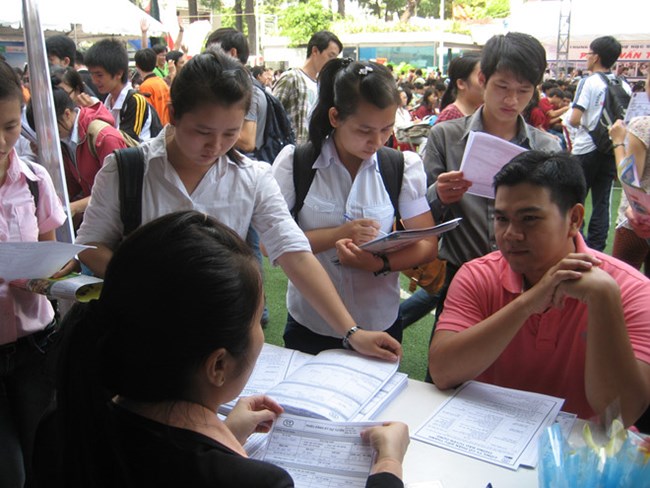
left=239, top=344, right=312, bottom=398
left=352, top=372, right=408, bottom=421
left=262, top=414, right=381, bottom=488
left=0, top=242, right=93, bottom=281
left=266, top=349, right=399, bottom=421
left=220, top=344, right=311, bottom=415
left=360, top=218, right=462, bottom=254
left=220, top=345, right=399, bottom=422
left=459, top=131, right=526, bottom=199
left=413, top=381, right=564, bottom=470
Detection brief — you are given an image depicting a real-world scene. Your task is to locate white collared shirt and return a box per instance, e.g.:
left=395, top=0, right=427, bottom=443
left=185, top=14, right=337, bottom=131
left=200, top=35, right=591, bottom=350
left=76, top=126, right=310, bottom=263
left=61, top=108, right=81, bottom=166
left=104, top=83, right=153, bottom=140
left=272, top=138, right=430, bottom=335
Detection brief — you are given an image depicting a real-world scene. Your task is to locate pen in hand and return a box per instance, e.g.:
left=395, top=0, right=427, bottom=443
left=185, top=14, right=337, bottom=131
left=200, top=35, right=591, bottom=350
left=343, top=213, right=388, bottom=236
left=331, top=214, right=387, bottom=264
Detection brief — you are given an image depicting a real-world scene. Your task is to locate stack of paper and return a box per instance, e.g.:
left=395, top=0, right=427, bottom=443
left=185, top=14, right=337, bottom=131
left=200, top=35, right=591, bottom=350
left=223, top=344, right=401, bottom=422
left=233, top=343, right=408, bottom=485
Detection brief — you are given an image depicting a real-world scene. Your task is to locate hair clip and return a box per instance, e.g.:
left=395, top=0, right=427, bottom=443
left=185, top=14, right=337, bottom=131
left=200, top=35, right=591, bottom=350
left=358, top=66, right=374, bottom=77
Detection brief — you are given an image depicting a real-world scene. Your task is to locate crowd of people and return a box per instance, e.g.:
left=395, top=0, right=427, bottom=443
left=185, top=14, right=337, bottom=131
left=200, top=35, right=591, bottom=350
left=1, top=22, right=649, bottom=488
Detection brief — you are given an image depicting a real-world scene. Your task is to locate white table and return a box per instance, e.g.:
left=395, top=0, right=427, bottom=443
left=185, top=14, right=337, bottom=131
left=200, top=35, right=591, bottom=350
left=376, top=379, right=582, bottom=488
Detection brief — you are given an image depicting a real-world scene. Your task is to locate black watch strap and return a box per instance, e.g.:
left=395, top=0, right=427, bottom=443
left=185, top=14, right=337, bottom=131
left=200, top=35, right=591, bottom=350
left=373, top=254, right=391, bottom=276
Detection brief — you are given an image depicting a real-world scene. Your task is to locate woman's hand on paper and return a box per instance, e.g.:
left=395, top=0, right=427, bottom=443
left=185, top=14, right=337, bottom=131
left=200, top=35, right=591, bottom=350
left=225, top=395, right=284, bottom=445
left=435, top=170, right=472, bottom=205
left=362, top=422, right=409, bottom=478
left=348, top=329, right=402, bottom=362
left=341, top=218, right=380, bottom=246
left=335, top=239, right=383, bottom=271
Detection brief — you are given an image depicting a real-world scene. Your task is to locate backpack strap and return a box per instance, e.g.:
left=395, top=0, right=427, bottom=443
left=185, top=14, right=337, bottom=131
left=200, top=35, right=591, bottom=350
left=23, top=161, right=40, bottom=211
left=376, top=147, right=405, bottom=227
left=291, top=142, right=318, bottom=222
left=291, top=143, right=405, bottom=226
left=115, top=147, right=145, bottom=236
left=86, top=119, right=113, bottom=160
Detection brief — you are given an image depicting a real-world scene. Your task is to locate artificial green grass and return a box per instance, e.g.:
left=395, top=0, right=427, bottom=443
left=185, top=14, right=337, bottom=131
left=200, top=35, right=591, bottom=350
left=262, top=188, right=623, bottom=381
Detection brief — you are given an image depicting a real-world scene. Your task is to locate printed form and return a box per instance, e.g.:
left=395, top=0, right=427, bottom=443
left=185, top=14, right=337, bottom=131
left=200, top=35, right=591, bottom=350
left=262, top=414, right=380, bottom=488
left=413, top=381, right=564, bottom=470
left=458, top=131, right=526, bottom=199
left=265, top=350, right=399, bottom=421
left=239, top=344, right=312, bottom=398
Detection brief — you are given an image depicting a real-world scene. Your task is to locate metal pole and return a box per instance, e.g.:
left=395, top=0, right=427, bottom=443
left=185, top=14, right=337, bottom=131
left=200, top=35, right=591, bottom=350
left=439, top=0, right=445, bottom=73
left=22, top=0, right=74, bottom=243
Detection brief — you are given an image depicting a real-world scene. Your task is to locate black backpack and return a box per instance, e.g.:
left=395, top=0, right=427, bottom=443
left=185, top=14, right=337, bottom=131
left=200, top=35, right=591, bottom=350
left=588, top=73, right=630, bottom=154
left=291, top=142, right=405, bottom=227
left=252, top=81, right=296, bottom=163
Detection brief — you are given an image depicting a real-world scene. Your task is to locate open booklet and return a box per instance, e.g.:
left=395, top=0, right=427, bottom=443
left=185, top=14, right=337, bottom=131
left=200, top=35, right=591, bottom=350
left=10, top=273, right=103, bottom=303
left=221, top=344, right=405, bottom=422
left=459, top=131, right=526, bottom=199
left=359, top=217, right=462, bottom=254
left=618, top=154, right=650, bottom=226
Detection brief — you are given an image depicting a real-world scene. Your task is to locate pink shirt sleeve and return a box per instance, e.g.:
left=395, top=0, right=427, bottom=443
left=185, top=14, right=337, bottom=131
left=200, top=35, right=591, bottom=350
left=436, top=262, right=491, bottom=333
left=30, top=162, right=67, bottom=234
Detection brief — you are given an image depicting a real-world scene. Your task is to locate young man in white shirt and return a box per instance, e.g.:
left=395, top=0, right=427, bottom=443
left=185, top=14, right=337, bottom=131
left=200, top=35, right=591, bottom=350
left=85, top=38, right=160, bottom=142
left=569, top=36, right=631, bottom=251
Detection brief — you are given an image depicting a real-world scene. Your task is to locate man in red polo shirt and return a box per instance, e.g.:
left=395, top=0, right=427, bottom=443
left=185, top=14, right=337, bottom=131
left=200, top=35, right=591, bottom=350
left=428, top=151, right=650, bottom=427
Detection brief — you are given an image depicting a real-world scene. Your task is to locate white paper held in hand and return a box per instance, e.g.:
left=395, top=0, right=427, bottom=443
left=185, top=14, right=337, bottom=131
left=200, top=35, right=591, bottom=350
left=0, top=242, right=94, bottom=281
left=459, top=131, right=527, bottom=199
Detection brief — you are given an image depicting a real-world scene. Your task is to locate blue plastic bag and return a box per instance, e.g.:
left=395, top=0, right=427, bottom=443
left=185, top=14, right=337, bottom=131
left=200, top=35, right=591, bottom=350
left=538, top=421, right=650, bottom=488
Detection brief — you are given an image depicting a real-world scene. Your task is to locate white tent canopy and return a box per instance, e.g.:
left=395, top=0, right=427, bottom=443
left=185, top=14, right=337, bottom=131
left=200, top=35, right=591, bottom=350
left=2, top=0, right=166, bottom=37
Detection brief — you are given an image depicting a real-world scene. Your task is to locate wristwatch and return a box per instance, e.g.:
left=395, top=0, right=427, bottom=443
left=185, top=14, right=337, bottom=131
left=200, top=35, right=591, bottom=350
left=373, top=254, right=391, bottom=276
left=342, top=326, right=361, bottom=350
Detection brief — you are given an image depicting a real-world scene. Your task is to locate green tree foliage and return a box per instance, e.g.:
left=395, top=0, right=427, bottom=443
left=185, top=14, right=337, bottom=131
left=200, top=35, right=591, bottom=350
left=199, top=0, right=222, bottom=9
left=417, top=0, right=453, bottom=19
left=355, top=0, right=506, bottom=22
left=453, top=0, right=510, bottom=19
left=485, top=0, right=510, bottom=18
left=278, top=0, right=335, bottom=46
